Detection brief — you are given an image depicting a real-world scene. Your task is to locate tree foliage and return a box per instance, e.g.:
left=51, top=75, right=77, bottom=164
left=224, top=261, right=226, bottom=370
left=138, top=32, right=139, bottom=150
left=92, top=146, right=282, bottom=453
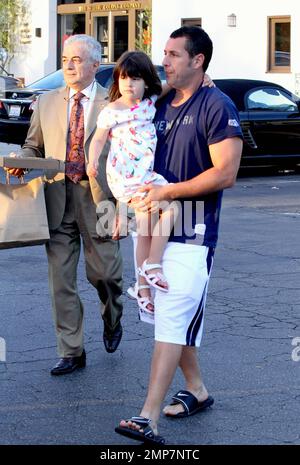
left=0, top=0, right=26, bottom=72
left=136, top=8, right=152, bottom=57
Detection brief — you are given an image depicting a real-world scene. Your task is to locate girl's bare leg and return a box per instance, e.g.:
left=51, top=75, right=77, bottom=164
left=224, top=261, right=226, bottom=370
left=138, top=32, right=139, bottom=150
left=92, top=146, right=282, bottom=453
left=146, top=202, right=179, bottom=288
left=135, top=210, right=153, bottom=308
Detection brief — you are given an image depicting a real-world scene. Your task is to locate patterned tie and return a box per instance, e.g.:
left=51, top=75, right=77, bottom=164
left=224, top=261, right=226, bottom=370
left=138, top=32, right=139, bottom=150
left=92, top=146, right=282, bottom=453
left=65, top=91, right=86, bottom=183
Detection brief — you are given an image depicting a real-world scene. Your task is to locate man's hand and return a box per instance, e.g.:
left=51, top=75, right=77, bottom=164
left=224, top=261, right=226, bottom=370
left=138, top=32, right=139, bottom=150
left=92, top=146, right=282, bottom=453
left=134, top=185, right=170, bottom=213
left=3, top=152, right=25, bottom=178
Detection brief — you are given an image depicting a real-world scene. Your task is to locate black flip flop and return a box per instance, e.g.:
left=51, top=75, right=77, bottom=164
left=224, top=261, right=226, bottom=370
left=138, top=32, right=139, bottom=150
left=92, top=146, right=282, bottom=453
left=115, top=416, right=165, bottom=444
left=165, top=390, right=214, bottom=418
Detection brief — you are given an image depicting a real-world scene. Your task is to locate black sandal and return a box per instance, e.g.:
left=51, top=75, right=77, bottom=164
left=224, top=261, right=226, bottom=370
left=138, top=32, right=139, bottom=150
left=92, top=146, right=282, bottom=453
left=115, top=416, right=165, bottom=444
left=165, top=390, right=214, bottom=418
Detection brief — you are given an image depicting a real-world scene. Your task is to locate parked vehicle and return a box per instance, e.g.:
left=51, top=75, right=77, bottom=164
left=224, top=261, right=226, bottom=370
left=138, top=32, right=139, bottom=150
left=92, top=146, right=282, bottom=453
left=0, top=64, right=165, bottom=145
left=1, top=72, right=300, bottom=169
left=214, top=79, right=300, bottom=168
left=0, top=75, right=23, bottom=91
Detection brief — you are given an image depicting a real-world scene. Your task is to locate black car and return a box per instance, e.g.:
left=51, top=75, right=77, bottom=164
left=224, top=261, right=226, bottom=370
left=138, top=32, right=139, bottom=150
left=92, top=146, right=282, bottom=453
left=1, top=74, right=300, bottom=169
left=215, top=79, right=300, bottom=168
left=0, top=64, right=165, bottom=145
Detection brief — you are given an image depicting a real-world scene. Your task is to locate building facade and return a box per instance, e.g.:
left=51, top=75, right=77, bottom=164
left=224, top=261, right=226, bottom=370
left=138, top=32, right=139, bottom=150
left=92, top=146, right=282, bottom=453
left=9, top=0, right=151, bottom=85
left=9, top=0, right=57, bottom=86
left=7, top=0, right=300, bottom=95
left=57, top=0, right=151, bottom=65
left=152, top=0, right=300, bottom=94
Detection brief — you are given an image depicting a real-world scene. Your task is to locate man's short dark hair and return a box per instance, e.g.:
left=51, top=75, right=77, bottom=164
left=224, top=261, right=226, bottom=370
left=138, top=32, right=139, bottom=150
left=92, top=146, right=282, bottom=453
left=170, top=26, right=213, bottom=71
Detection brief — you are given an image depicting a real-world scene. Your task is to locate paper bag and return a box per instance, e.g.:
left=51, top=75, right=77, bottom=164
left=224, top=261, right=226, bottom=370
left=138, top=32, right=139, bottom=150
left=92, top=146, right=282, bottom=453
left=0, top=176, right=49, bottom=249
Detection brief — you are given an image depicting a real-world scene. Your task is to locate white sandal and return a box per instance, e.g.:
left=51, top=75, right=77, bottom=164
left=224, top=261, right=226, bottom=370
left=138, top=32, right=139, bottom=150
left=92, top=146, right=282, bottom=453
left=138, top=260, right=169, bottom=292
left=137, top=284, right=154, bottom=314
left=127, top=282, right=154, bottom=314
left=127, top=282, right=138, bottom=300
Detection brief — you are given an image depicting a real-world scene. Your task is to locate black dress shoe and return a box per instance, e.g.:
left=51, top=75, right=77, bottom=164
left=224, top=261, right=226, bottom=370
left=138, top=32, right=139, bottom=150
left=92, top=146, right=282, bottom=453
left=103, top=323, right=123, bottom=353
left=50, top=349, right=86, bottom=376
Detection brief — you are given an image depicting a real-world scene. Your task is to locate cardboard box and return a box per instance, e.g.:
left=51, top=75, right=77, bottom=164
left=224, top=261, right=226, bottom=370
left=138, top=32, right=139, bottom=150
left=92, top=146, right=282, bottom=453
left=0, top=157, right=65, bottom=172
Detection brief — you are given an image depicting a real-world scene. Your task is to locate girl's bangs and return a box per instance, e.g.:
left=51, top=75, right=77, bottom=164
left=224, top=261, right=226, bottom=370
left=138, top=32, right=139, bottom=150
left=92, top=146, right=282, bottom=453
left=119, top=59, right=143, bottom=78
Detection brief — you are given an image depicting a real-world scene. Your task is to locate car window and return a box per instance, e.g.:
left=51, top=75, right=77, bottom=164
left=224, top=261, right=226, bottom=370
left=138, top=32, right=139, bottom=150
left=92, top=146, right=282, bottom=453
left=27, top=70, right=65, bottom=89
left=246, top=88, right=298, bottom=112
left=26, top=65, right=165, bottom=92
left=96, top=65, right=165, bottom=90
left=155, top=66, right=166, bottom=82
left=95, top=67, right=114, bottom=88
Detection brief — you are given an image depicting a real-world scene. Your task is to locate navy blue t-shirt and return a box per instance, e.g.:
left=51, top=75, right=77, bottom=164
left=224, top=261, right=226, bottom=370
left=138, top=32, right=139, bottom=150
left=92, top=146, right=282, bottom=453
left=153, top=85, right=243, bottom=247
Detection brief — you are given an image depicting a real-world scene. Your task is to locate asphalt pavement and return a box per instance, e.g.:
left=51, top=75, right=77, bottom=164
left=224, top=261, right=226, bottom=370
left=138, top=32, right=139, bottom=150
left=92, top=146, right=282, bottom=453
left=0, top=145, right=300, bottom=446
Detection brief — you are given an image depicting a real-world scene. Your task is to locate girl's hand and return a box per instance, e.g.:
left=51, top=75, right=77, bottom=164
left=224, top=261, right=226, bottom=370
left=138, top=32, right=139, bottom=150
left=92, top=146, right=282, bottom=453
left=86, top=161, right=98, bottom=177
left=112, top=215, right=121, bottom=240
left=203, top=73, right=215, bottom=88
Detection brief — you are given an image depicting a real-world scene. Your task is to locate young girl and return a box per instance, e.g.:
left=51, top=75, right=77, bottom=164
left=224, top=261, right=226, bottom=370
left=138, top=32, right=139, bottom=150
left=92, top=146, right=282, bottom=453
left=88, top=51, right=176, bottom=321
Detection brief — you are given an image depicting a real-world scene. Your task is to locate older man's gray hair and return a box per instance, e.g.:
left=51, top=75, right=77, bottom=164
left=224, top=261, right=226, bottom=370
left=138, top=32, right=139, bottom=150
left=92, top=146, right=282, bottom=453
left=64, top=34, right=102, bottom=63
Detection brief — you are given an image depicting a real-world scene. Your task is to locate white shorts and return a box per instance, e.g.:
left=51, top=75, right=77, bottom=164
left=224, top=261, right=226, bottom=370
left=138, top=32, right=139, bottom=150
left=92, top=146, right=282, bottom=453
left=154, top=242, right=214, bottom=347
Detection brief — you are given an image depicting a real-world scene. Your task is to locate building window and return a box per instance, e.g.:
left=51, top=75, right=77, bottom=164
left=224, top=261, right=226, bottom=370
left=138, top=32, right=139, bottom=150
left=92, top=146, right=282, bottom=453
left=268, top=16, right=290, bottom=73
left=58, top=13, right=86, bottom=61
left=95, top=16, right=109, bottom=62
left=181, top=18, right=202, bottom=28
left=92, top=12, right=128, bottom=63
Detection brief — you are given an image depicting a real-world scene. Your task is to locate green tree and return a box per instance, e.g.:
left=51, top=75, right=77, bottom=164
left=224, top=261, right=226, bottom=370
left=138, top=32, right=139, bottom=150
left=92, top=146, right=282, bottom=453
left=0, top=0, right=26, bottom=74
left=136, top=8, right=152, bottom=57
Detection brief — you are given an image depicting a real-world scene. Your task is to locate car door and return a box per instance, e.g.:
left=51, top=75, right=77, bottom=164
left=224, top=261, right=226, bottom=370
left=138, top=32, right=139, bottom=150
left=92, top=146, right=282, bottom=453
left=246, top=86, right=300, bottom=157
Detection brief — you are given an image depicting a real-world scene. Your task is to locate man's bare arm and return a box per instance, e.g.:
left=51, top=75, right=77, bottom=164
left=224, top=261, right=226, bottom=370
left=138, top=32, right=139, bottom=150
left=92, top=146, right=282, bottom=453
left=138, top=137, right=242, bottom=206
left=168, top=136, right=243, bottom=198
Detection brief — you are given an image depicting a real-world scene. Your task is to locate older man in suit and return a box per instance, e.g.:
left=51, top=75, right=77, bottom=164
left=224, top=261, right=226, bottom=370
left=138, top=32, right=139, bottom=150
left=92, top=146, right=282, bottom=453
left=7, top=35, right=123, bottom=375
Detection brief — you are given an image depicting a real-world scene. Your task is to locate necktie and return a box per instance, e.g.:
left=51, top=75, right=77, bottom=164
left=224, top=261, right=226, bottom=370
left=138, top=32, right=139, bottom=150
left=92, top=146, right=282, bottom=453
left=65, top=91, right=86, bottom=183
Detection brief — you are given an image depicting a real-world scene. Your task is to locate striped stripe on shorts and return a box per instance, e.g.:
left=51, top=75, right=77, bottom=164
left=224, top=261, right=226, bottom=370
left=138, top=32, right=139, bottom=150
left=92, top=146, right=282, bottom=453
left=154, top=242, right=214, bottom=347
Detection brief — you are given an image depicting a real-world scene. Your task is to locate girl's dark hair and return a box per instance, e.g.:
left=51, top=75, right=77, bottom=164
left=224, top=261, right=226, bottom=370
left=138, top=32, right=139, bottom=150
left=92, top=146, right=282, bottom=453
left=109, top=51, right=162, bottom=102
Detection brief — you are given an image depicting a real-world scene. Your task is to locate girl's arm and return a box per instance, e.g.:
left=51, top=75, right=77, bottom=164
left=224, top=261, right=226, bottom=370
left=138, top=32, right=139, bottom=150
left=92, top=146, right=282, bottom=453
left=157, top=74, right=215, bottom=101
left=87, top=127, right=110, bottom=177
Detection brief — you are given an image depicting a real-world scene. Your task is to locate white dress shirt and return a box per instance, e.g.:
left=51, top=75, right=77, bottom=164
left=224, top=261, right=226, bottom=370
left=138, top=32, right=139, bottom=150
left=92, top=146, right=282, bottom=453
left=67, top=80, right=97, bottom=128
